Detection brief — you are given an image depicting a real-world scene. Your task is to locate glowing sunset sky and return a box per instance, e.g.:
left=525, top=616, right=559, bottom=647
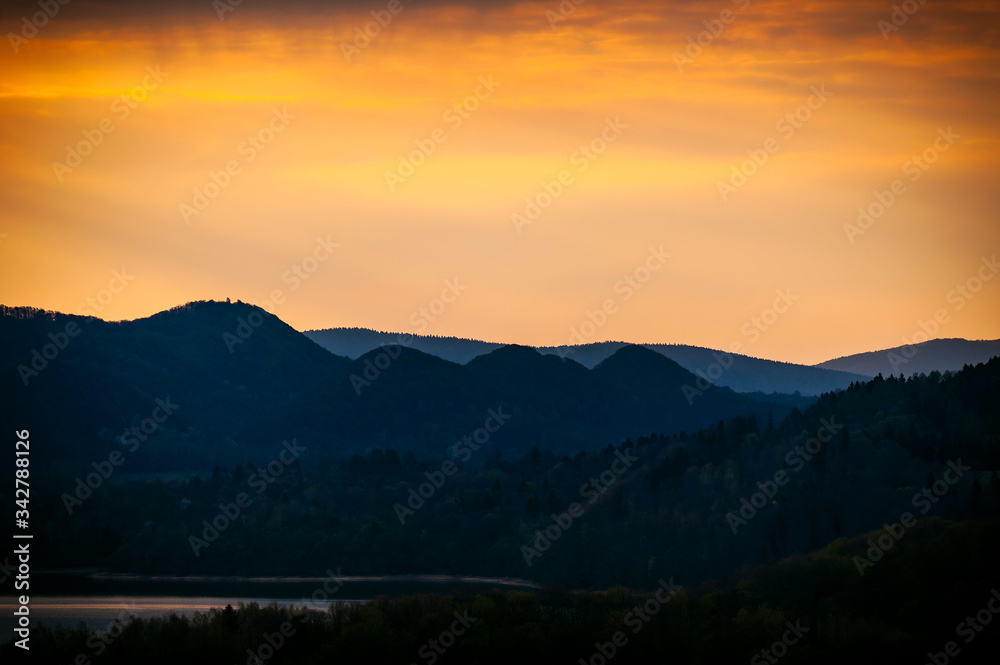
left=1, top=0, right=998, bottom=364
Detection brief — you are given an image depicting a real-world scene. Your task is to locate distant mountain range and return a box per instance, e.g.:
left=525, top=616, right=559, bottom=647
left=1, top=301, right=793, bottom=473
left=815, top=337, right=1000, bottom=378
left=304, top=329, right=870, bottom=395
left=304, top=328, right=870, bottom=395
left=5, top=301, right=997, bottom=475
left=305, top=329, right=1000, bottom=394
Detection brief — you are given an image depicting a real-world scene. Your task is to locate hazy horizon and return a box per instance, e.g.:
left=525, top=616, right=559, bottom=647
left=5, top=298, right=1000, bottom=368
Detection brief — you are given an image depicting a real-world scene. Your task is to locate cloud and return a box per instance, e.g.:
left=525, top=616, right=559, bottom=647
left=0, top=0, right=998, bottom=364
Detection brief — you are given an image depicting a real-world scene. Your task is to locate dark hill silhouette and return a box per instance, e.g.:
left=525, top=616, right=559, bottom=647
left=305, top=327, right=503, bottom=363
left=1, top=302, right=794, bottom=472
left=462, top=345, right=607, bottom=452
left=0, top=301, right=350, bottom=472
left=288, top=342, right=787, bottom=460
left=19, top=351, right=1000, bottom=590
left=590, top=345, right=769, bottom=436
left=304, top=329, right=869, bottom=395
left=287, top=345, right=489, bottom=452
left=637, top=343, right=867, bottom=395
left=815, top=337, right=1000, bottom=377
left=592, top=344, right=696, bottom=386
left=464, top=344, right=594, bottom=406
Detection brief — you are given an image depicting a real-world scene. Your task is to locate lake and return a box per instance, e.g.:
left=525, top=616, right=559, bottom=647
left=0, top=572, right=540, bottom=640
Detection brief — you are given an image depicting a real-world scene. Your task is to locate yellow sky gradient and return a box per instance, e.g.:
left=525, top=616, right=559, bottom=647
left=1, top=0, right=998, bottom=364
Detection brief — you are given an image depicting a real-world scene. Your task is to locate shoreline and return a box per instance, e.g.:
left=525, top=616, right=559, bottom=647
left=34, top=570, right=542, bottom=589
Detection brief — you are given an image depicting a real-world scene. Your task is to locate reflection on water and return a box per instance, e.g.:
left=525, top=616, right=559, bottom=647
left=0, top=595, right=342, bottom=635
left=0, top=573, right=538, bottom=638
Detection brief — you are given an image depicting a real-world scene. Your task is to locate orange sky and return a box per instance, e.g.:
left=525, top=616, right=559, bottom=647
left=1, top=0, right=998, bottom=364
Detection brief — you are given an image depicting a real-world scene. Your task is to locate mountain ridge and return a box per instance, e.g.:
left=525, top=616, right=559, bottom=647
left=0, top=300, right=792, bottom=472
left=304, top=327, right=1000, bottom=395
left=815, top=336, right=1000, bottom=377
left=304, top=329, right=868, bottom=395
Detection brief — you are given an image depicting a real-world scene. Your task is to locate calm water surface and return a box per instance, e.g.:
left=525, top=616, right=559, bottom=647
left=1, top=572, right=539, bottom=638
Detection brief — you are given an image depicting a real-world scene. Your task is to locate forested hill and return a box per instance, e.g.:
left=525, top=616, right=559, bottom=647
left=304, top=328, right=871, bottom=395
left=10, top=517, right=1000, bottom=665
left=1, top=301, right=789, bottom=473
left=815, top=337, right=1000, bottom=377
left=19, top=356, right=1000, bottom=589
